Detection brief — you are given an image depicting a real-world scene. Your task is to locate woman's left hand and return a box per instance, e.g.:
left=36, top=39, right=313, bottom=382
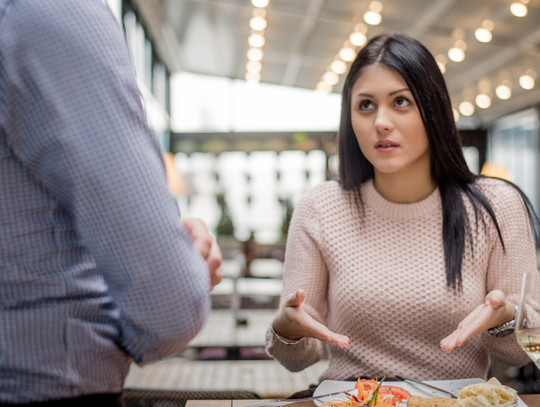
left=440, top=290, right=515, bottom=352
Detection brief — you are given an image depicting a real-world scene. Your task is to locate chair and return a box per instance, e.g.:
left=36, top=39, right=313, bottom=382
left=123, top=389, right=260, bottom=407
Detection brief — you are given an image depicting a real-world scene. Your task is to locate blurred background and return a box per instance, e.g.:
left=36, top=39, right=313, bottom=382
left=102, top=0, right=540, bottom=401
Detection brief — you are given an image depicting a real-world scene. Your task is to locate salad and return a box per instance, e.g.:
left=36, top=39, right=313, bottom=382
left=322, top=378, right=411, bottom=407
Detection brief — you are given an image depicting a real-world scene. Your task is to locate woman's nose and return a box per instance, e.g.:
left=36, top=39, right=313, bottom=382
left=374, top=108, right=394, bottom=133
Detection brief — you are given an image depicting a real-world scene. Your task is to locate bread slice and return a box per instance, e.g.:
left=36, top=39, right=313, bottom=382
left=458, top=378, right=517, bottom=407
left=407, top=395, right=460, bottom=406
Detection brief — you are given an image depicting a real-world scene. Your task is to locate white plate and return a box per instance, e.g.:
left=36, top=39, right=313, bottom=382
left=313, top=378, right=526, bottom=406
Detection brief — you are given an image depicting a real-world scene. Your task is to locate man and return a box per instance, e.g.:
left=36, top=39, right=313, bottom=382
left=0, top=0, right=221, bottom=405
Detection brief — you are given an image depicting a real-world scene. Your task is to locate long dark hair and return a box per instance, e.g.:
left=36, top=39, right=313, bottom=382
left=338, top=33, right=540, bottom=291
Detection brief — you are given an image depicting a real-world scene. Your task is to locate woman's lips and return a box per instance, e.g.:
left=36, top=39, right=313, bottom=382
left=375, top=139, right=399, bottom=153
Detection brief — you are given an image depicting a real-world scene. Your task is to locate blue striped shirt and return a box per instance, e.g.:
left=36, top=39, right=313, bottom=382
left=0, top=0, right=210, bottom=402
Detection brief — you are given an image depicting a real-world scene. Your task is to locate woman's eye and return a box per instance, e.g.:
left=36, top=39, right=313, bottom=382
left=359, top=100, right=373, bottom=110
left=395, top=97, right=411, bottom=107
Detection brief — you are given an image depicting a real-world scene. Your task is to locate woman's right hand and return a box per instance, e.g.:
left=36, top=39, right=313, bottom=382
left=271, top=289, right=350, bottom=347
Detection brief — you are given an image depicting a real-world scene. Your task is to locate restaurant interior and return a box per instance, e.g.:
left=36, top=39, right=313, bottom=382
left=101, top=0, right=540, bottom=405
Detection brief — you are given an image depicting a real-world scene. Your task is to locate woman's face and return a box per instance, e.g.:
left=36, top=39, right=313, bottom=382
left=350, top=64, right=430, bottom=180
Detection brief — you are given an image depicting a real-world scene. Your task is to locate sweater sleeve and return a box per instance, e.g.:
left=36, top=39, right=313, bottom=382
left=482, top=180, right=540, bottom=366
left=265, top=186, right=329, bottom=372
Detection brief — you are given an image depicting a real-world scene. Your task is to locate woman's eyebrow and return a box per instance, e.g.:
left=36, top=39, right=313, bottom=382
left=355, top=92, right=374, bottom=98
left=389, top=88, right=410, bottom=95
left=355, top=88, right=410, bottom=98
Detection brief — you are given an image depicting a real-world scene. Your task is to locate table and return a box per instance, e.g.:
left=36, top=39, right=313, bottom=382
left=186, top=395, right=540, bottom=407
left=188, top=309, right=278, bottom=348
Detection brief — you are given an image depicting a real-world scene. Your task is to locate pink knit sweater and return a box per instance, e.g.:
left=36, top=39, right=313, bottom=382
left=266, top=178, right=539, bottom=381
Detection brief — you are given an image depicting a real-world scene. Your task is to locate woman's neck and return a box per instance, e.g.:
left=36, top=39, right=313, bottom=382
left=373, top=170, right=437, bottom=204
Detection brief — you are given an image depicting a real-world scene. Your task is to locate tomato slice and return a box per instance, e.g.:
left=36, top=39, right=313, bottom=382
left=379, top=386, right=411, bottom=401
left=359, top=379, right=379, bottom=392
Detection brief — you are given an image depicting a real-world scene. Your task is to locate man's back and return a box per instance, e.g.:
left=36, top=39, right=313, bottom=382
left=0, top=0, right=210, bottom=402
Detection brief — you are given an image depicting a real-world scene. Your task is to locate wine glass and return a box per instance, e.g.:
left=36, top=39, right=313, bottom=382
left=515, top=271, right=540, bottom=369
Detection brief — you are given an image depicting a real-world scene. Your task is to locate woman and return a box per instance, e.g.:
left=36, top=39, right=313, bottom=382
left=265, top=33, right=540, bottom=382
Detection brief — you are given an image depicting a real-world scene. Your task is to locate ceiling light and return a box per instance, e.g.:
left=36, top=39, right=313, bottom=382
left=455, top=40, right=467, bottom=51
left=475, top=28, right=492, bottom=43
left=364, top=11, right=381, bottom=25
left=478, top=78, right=491, bottom=93
left=452, top=28, right=466, bottom=40
left=448, top=48, right=465, bottom=62
left=316, top=81, right=333, bottom=94
left=330, top=60, right=348, bottom=74
left=245, top=72, right=261, bottom=83
left=339, top=47, right=356, bottom=62
left=459, top=101, right=475, bottom=116
left=519, top=75, right=535, bottom=90
left=251, top=0, right=269, bottom=7
left=369, top=1, right=383, bottom=12
left=526, top=69, right=537, bottom=79
left=323, top=71, right=340, bottom=85
left=247, top=48, right=264, bottom=61
left=248, top=34, right=265, bottom=47
left=437, top=61, right=446, bottom=74
left=510, top=2, right=527, bottom=17
left=435, top=54, right=447, bottom=65
left=452, top=108, right=460, bottom=122
left=482, top=19, right=494, bottom=31
left=246, top=61, right=262, bottom=73
left=249, top=17, right=267, bottom=30
left=253, top=8, right=266, bottom=18
left=475, top=94, right=491, bottom=109
left=350, top=32, right=367, bottom=47
left=354, top=23, right=368, bottom=34
left=495, top=85, right=511, bottom=100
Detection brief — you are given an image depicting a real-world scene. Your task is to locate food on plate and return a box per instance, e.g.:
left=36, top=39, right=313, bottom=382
left=407, top=395, right=459, bottom=406
left=322, top=378, right=411, bottom=407
left=458, top=377, right=518, bottom=407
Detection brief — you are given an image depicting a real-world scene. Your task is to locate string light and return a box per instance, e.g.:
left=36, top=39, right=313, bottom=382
left=323, top=71, right=340, bottom=85
left=435, top=54, right=447, bottom=74
left=245, top=72, right=261, bottom=83
left=452, top=108, right=460, bottom=122
left=459, top=101, right=475, bottom=116
left=475, top=28, right=492, bottom=43
left=448, top=47, right=465, bottom=62
left=316, top=82, right=333, bottom=94
left=249, top=17, right=267, bottom=30
left=483, top=19, right=495, bottom=30
left=248, top=34, right=265, bottom=48
left=339, top=47, right=356, bottom=62
left=246, top=61, right=262, bottom=73
left=475, top=94, right=492, bottom=109
left=247, top=48, right=263, bottom=61
left=330, top=60, right=348, bottom=75
left=354, top=23, right=368, bottom=34
left=251, top=0, right=269, bottom=7
left=364, top=11, right=381, bottom=25
left=246, top=2, right=269, bottom=84
left=496, top=84, right=512, bottom=100
left=350, top=32, right=367, bottom=47
left=369, top=1, right=383, bottom=12
left=519, top=75, right=535, bottom=90
left=437, top=62, right=446, bottom=74
left=510, top=2, right=527, bottom=17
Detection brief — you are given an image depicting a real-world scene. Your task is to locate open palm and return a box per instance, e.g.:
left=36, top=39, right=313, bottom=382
left=440, top=290, right=515, bottom=352
left=273, top=289, right=349, bottom=347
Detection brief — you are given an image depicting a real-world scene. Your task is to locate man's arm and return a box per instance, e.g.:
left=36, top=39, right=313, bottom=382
left=0, top=0, right=210, bottom=364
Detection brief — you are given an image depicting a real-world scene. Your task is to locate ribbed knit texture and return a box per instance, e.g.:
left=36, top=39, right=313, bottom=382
left=266, top=178, right=539, bottom=381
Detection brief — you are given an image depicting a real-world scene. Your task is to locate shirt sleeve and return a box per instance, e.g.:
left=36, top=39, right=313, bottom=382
left=0, top=0, right=210, bottom=364
left=483, top=180, right=540, bottom=366
left=265, top=187, right=328, bottom=371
